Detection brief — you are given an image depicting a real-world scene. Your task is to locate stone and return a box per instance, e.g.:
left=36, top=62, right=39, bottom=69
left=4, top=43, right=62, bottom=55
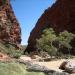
left=17, top=59, right=33, bottom=66
left=0, top=52, right=10, bottom=61
left=27, top=63, right=51, bottom=72
left=59, top=61, right=75, bottom=73
left=65, top=61, right=75, bottom=73
left=47, top=71, right=69, bottom=75
left=27, top=63, right=69, bottom=75
left=26, top=0, right=75, bottom=53
left=59, top=61, right=68, bottom=70
left=0, top=0, right=21, bottom=49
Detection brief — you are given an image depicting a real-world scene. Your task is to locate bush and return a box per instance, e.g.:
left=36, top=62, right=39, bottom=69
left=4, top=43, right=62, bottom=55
left=0, top=43, right=23, bottom=58
left=36, top=28, right=57, bottom=57
left=36, top=28, right=75, bottom=58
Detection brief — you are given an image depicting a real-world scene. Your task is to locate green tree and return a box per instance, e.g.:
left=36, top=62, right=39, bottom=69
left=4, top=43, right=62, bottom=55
left=36, top=27, right=75, bottom=58
left=2, top=0, right=7, bottom=5
left=2, top=0, right=14, bottom=5
left=57, top=31, right=75, bottom=58
left=36, top=28, right=57, bottom=57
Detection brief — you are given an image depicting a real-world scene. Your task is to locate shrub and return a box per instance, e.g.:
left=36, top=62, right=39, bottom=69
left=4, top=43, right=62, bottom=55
left=0, top=43, right=23, bottom=58
left=57, top=31, right=75, bottom=57
left=36, top=28, right=75, bottom=58
left=36, top=28, right=57, bottom=57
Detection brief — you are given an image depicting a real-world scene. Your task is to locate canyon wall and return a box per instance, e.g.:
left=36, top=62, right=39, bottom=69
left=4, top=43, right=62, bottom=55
left=0, top=0, right=21, bottom=48
left=26, top=0, right=75, bottom=53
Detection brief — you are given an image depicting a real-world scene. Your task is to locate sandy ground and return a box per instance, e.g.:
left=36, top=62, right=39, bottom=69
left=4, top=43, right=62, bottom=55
left=34, top=59, right=75, bottom=75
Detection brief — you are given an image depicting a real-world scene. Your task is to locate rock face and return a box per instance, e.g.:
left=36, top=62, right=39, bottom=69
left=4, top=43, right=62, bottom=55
left=0, top=52, right=10, bottom=61
left=0, top=0, right=21, bottom=48
left=26, top=0, right=75, bottom=52
left=59, top=61, right=75, bottom=73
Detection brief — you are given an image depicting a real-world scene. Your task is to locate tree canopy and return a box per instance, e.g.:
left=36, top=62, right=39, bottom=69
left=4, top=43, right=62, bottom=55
left=36, top=28, right=75, bottom=57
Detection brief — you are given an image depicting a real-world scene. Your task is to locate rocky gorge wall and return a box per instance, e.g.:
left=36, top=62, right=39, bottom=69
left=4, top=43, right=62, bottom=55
left=0, top=0, right=21, bottom=48
left=26, top=0, right=75, bottom=53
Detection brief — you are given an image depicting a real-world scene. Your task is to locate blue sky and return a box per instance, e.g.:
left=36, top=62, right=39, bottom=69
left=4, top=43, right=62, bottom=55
left=11, top=0, right=56, bottom=45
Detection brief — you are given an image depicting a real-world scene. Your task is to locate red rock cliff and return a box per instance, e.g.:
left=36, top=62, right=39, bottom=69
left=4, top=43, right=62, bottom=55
left=26, top=0, right=75, bottom=52
left=0, top=0, right=21, bottom=48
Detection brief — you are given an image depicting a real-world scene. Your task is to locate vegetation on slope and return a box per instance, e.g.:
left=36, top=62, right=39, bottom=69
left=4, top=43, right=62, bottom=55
left=0, top=62, right=45, bottom=75
left=0, top=42, right=25, bottom=58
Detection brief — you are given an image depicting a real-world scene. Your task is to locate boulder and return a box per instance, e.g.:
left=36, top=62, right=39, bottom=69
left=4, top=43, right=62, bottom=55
left=47, top=71, right=69, bottom=75
left=27, top=63, right=50, bottom=72
left=59, top=61, right=68, bottom=70
left=65, top=61, right=75, bottom=73
left=17, top=59, right=33, bottom=66
left=59, top=61, right=75, bottom=73
left=0, top=52, right=10, bottom=61
left=27, top=63, right=69, bottom=75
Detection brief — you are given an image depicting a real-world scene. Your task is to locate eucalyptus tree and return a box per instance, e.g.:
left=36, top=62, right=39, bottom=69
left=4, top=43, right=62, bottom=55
left=58, top=31, right=75, bottom=58
left=36, top=28, right=57, bottom=57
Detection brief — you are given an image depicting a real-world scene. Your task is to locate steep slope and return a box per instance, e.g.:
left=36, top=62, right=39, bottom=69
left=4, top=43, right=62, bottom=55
left=0, top=0, right=21, bottom=49
left=26, top=0, right=75, bottom=53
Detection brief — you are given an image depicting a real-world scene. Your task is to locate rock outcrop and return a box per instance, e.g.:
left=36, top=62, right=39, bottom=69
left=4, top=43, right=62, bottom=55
left=59, top=61, right=75, bottom=73
left=0, top=0, right=21, bottom=48
left=0, top=52, right=10, bottom=61
left=26, top=0, right=75, bottom=53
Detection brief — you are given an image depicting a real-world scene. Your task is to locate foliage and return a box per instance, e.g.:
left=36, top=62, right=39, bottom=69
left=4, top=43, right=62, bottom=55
left=2, top=0, right=15, bottom=5
left=36, top=28, right=75, bottom=57
left=0, top=43, right=23, bottom=58
left=57, top=31, right=75, bottom=57
left=58, top=31, right=75, bottom=49
left=2, top=0, right=7, bottom=5
left=36, top=28, right=57, bottom=57
left=0, top=62, right=45, bottom=75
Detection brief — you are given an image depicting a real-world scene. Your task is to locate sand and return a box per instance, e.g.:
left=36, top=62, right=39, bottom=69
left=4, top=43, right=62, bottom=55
left=34, top=58, right=75, bottom=75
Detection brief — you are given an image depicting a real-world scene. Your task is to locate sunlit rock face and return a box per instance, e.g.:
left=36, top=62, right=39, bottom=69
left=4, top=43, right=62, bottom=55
left=0, top=0, right=21, bottom=47
left=26, top=0, right=75, bottom=53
